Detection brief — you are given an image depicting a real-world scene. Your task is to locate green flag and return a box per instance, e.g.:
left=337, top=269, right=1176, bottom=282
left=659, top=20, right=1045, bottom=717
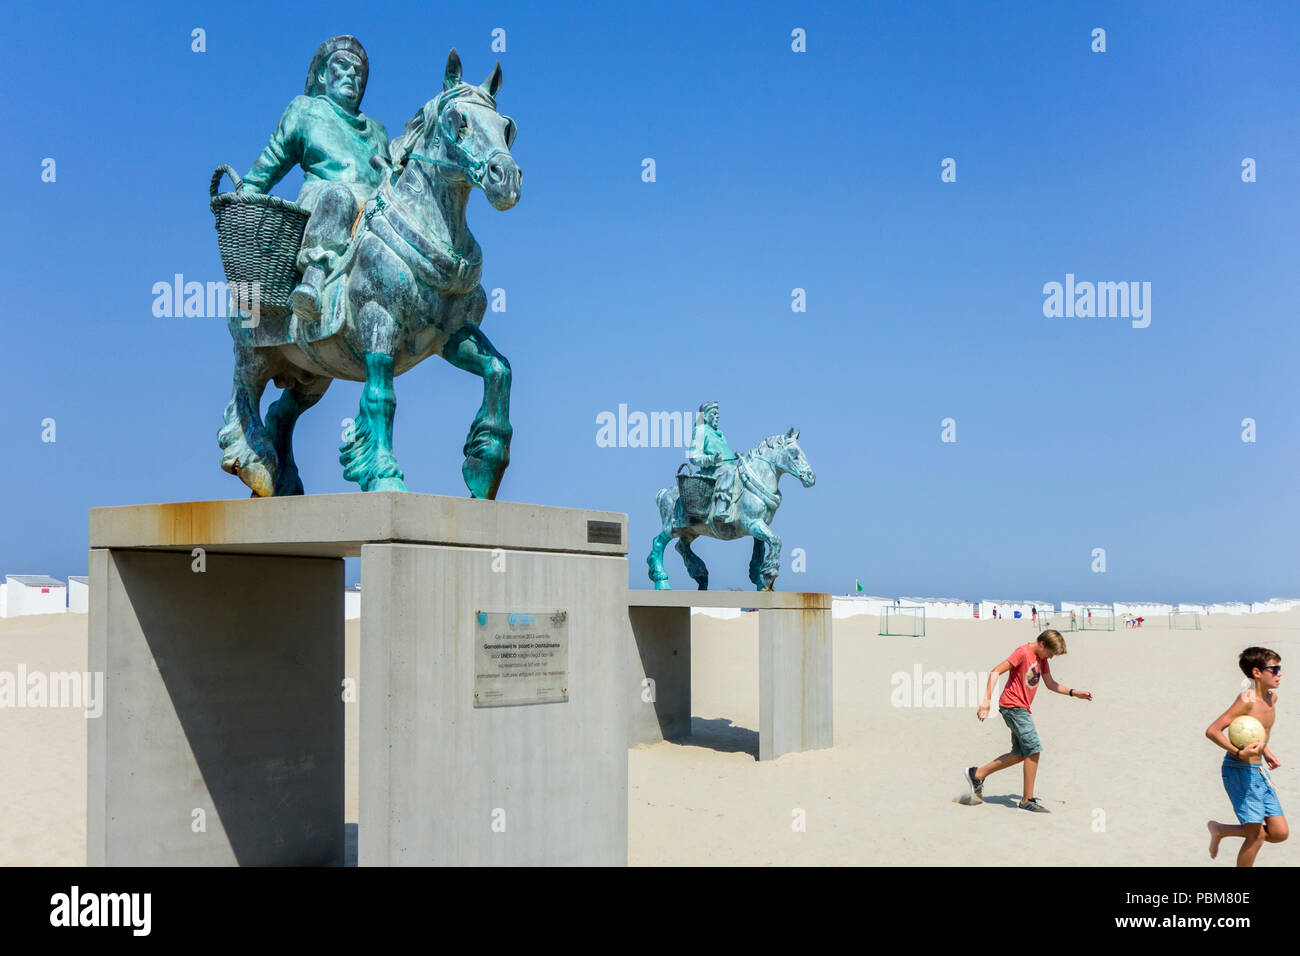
left=855, top=579, right=864, bottom=593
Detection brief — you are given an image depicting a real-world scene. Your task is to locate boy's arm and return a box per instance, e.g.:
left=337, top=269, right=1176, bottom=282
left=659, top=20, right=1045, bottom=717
left=1205, top=694, right=1262, bottom=760
left=1043, top=673, right=1093, bottom=700
left=977, top=660, right=1011, bottom=720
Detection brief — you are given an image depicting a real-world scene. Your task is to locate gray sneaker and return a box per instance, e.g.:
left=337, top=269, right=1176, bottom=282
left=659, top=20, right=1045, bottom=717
left=1018, top=797, right=1051, bottom=813
left=963, top=766, right=984, bottom=801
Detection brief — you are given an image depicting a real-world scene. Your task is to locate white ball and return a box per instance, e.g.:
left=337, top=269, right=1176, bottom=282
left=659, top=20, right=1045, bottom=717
left=1228, top=715, right=1266, bottom=749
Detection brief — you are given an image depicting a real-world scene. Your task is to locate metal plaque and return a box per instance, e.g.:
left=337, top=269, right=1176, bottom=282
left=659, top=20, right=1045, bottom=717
left=473, top=610, right=569, bottom=707
left=586, top=519, right=622, bottom=545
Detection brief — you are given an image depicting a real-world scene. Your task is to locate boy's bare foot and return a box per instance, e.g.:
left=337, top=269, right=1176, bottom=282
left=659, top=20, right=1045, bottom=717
left=1207, top=820, right=1223, bottom=859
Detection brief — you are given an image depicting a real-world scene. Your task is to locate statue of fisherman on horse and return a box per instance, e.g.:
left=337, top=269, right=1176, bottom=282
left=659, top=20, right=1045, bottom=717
left=647, top=402, right=816, bottom=591
left=214, top=37, right=521, bottom=499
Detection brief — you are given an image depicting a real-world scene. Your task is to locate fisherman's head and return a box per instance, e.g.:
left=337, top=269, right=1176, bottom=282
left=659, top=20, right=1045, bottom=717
left=306, top=36, right=370, bottom=113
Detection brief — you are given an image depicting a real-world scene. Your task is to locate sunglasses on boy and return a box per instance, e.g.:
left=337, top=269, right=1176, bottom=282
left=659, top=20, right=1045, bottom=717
left=1259, top=665, right=1282, bottom=675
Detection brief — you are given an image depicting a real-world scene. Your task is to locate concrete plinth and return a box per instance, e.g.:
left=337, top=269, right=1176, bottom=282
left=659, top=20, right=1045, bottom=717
left=89, top=493, right=629, bottom=866
left=626, top=591, right=833, bottom=760
left=88, top=549, right=344, bottom=866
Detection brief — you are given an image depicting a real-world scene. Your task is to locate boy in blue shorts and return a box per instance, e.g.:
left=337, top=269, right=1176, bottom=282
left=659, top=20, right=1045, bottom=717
left=1206, top=646, right=1288, bottom=866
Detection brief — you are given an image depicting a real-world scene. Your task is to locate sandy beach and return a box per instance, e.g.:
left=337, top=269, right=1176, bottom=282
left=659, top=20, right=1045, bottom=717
left=3, top=608, right=1296, bottom=866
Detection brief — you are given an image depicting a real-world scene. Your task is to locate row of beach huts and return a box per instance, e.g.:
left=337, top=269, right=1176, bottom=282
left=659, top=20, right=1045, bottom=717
left=829, top=596, right=1300, bottom=620
left=692, top=594, right=1300, bottom=621
left=2, top=573, right=1297, bottom=623
left=0, top=575, right=361, bottom=619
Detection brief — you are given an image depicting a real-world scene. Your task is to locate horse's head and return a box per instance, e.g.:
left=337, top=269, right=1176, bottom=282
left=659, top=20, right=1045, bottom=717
left=393, top=49, right=522, bottom=210
left=774, top=428, right=816, bottom=488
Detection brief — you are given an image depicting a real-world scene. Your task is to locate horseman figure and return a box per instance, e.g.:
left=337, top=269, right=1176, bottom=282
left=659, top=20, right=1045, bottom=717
left=215, top=45, right=521, bottom=500
left=688, top=401, right=738, bottom=522
left=238, top=35, right=389, bottom=323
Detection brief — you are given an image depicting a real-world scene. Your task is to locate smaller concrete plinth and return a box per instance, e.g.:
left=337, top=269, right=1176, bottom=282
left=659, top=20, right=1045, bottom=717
left=626, top=591, right=833, bottom=760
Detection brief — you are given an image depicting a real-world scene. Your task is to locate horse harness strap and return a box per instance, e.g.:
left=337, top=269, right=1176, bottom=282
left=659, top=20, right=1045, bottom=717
left=359, top=191, right=482, bottom=291
left=738, top=455, right=782, bottom=510
left=406, top=144, right=508, bottom=191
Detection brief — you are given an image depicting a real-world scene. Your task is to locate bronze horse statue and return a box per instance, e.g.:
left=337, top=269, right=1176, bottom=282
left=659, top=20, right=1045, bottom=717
left=219, top=50, right=520, bottom=498
left=648, top=429, right=815, bottom=590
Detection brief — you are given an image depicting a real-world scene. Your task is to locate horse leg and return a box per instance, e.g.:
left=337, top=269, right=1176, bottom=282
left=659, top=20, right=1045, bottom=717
left=647, top=488, right=676, bottom=589
left=744, top=519, right=781, bottom=590
left=648, top=531, right=673, bottom=588
left=218, top=340, right=279, bottom=497
left=265, top=375, right=331, bottom=496
left=441, top=323, right=512, bottom=499
left=339, top=302, right=407, bottom=492
left=748, top=538, right=766, bottom=590
left=675, top=535, right=710, bottom=591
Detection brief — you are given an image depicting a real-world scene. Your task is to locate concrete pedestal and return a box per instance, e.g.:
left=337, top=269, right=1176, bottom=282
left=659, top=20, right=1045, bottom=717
left=626, top=591, right=833, bottom=760
left=89, top=493, right=629, bottom=866
left=88, top=549, right=344, bottom=866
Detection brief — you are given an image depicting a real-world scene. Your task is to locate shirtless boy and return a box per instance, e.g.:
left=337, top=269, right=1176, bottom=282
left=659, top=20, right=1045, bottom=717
left=1206, top=646, right=1288, bottom=866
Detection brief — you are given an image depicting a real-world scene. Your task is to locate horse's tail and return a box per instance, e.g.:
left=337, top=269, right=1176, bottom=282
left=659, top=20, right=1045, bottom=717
left=655, top=486, right=675, bottom=526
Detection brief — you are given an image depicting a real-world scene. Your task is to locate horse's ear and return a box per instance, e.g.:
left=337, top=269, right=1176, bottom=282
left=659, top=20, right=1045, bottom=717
left=481, top=61, right=503, bottom=98
left=444, top=48, right=463, bottom=90
left=786, top=427, right=797, bottom=439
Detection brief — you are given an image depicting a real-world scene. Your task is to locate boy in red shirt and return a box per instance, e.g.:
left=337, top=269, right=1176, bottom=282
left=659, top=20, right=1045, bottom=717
left=962, top=630, right=1093, bottom=812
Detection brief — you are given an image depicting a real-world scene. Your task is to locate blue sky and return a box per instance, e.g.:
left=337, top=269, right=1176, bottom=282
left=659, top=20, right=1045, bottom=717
left=3, top=1, right=1298, bottom=601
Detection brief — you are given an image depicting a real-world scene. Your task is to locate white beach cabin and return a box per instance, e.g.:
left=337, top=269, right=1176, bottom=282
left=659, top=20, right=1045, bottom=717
left=2, top=575, right=67, bottom=617
left=68, top=576, right=89, bottom=614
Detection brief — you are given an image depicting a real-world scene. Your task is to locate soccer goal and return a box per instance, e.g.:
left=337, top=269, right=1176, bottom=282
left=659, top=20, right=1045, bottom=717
left=1168, top=610, right=1202, bottom=631
left=1079, top=607, right=1115, bottom=631
left=1037, top=610, right=1078, bottom=632
left=880, top=605, right=925, bottom=637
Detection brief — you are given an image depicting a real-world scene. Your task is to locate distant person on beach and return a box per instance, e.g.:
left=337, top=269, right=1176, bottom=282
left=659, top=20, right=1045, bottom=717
left=1069, top=610, right=1077, bottom=629
left=1031, top=606, right=1037, bottom=625
left=1206, top=647, right=1287, bottom=866
left=962, top=630, right=1093, bottom=813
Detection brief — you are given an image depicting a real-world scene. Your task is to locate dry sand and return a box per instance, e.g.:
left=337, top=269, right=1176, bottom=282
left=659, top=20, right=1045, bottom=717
left=4, top=609, right=1296, bottom=866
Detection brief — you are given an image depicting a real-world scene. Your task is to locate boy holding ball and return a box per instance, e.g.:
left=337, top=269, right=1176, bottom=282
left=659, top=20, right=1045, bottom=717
left=962, top=629, right=1092, bottom=812
left=1206, top=647, right=1287, bottom=866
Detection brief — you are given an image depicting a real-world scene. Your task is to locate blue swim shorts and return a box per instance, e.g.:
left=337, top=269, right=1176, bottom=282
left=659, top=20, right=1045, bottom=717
left=1221, top=754, right=1284, bottom=825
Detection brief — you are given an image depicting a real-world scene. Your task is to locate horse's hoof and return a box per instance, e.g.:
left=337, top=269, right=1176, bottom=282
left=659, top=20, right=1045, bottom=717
left=369, top=476, right=408, bottom=492
left=463, top=456, right=504, bottom=499
left=653, top=580, right=672, bottom=591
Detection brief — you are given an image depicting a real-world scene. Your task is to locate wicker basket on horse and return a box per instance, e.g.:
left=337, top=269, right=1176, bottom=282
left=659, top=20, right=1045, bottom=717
left=677, top=463, right=716, bottom=521
left=209, top=165, right=309, bottom=321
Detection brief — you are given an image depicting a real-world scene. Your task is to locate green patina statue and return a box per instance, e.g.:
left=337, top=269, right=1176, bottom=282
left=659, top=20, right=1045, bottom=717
left=687, top=401, right=737, bottom=521
left=218, top=40, right=521, bottom=498
left=648, top=404, right=816, bottom=591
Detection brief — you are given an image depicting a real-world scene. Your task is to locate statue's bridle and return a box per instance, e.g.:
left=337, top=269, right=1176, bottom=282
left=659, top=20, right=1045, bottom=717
left=406, top=146, right=508, bottom=189
left=405, top=88, right=509, bottom=189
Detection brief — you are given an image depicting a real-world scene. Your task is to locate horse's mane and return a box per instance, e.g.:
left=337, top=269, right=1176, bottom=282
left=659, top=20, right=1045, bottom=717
left=745, top=434, right=789, bottom=459
left=387, top=98, right=437, bottom=170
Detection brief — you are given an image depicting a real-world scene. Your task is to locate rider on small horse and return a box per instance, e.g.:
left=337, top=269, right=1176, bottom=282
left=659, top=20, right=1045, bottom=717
left=687, top=401, right=738, bottom=523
